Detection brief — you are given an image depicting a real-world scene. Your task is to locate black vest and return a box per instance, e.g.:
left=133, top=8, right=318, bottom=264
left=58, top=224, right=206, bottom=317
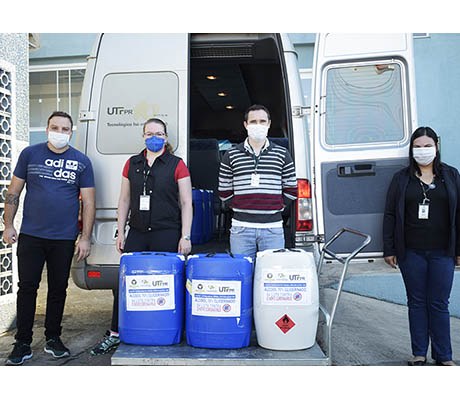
left=127, top=150, right=181, bottom=232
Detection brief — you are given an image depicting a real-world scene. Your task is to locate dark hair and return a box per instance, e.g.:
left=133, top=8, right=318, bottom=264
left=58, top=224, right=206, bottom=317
left=47, top=111, right=73, bottom=128
left=244, top=104, right=271, bottom=122
left=409, top=126, right=442, bottom=176
left=143, top=118, right=168, bottom=135
left=142, top=118, right=173, bottom=153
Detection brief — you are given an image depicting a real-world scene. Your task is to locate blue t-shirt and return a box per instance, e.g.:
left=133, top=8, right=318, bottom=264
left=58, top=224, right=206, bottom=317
left=13, top=143, right=95, bottom=240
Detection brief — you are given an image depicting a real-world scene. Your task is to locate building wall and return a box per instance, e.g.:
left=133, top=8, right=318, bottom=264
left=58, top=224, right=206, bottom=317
left=29, top=33, right=98, bottom=65
left=1, top=34, right=29, bottom=141
left=0, top=33, right=29, bottom=334
left=288, top=33, right=315, bottom=69
left=413, top=33, right=460, bottom=168
left=28, top=33, right=460, bottom=170
left=28, top=34, right=96, bottom=145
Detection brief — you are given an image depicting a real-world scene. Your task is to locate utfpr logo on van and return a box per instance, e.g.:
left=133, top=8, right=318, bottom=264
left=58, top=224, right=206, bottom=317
left=107, top=107, right=133, bottom=115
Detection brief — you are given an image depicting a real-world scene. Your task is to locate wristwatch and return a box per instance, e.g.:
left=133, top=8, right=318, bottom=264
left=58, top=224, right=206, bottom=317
left=182, top=235, right=191, bottom=241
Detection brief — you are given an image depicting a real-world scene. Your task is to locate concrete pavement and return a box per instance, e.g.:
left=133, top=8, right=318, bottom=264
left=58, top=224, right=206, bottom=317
left=0, top=272, right=113, bottom=366
left=0, top=259, right=458, bottom=366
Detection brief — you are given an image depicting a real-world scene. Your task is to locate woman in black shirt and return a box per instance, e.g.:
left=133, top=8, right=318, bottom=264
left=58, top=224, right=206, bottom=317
left=383, top=126, right=460, bottom=366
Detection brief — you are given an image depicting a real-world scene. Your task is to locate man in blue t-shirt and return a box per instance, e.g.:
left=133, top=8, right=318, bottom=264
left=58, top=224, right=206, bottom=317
left=2, top=111, right=95, bottom=365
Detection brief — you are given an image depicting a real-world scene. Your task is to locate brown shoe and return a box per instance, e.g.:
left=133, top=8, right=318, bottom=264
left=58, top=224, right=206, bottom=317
left=435, top=360, right=457, bottom=366
left=407, top=356, right=426, bottom=366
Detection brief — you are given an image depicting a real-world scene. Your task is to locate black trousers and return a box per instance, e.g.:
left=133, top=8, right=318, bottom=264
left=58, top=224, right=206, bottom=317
left=15, top=234, right=75, bottom=344
left=111, top=227, right=180, bottom=332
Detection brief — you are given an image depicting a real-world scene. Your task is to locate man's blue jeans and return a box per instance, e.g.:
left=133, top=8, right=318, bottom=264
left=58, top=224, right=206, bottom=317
left=229, top=226, right=285, bottom=264
left=398, top=249, right=455, bottom=362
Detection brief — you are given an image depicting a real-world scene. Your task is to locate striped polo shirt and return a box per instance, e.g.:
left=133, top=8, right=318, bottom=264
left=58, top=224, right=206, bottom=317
left=218, top=138, right=297, bottom=226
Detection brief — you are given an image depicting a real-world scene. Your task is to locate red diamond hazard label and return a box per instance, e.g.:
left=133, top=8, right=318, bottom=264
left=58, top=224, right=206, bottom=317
left=275, top=314, right=296, bottom=334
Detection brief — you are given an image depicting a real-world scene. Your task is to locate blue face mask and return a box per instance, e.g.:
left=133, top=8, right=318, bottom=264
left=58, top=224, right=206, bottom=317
left=145, top=136, right=165, bottom=152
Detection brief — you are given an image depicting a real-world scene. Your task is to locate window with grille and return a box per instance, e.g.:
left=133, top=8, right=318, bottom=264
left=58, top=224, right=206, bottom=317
left=29, top=66, right=86, bottom=145
left=0, top=62, right=14, bottom=297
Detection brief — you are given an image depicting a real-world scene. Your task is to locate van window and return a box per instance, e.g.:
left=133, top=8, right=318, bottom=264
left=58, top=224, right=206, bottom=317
left=97, top=72, right=179, bottom=154
left=324, top=62, right=405, bottom=146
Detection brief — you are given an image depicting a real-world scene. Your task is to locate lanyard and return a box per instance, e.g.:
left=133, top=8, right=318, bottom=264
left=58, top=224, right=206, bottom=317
left=248, top=143, right=262, bottom=173
left=418, top=178, right=435, bottom=204
left=142, top=158, right=155, bottom=195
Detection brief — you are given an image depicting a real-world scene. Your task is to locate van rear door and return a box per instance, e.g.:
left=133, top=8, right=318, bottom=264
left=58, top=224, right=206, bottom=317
left=311, top=34, right=417, bottom=255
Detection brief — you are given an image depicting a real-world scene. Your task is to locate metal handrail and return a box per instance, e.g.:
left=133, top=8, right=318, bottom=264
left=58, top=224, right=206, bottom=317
left=316, top=227, right=371, bottom=365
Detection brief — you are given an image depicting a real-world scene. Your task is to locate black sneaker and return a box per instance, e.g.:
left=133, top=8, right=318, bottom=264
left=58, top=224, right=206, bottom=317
left=90, top=331, right=120, bottom=356
left=44, top=337, right=70, bottom=358
left=6, top=342, right=33, bottom=365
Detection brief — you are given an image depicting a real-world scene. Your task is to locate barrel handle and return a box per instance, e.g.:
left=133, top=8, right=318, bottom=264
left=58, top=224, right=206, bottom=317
left=204, top=251, right=235, bottom=258
left=273, top=248, right=301, bottom=253
left=138, top=252, right=175, bottom=257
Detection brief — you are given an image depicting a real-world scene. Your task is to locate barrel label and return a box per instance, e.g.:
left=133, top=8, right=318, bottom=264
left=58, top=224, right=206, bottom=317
left=125, top=274, right=175, bottom=311
left=261, top=270, right=310, bottom=305
left=191, top=279, right=241, bottom=317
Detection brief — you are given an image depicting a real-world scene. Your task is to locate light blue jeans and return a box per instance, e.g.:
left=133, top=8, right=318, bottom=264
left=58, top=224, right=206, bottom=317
left=229, top=226, right=285, bottom=264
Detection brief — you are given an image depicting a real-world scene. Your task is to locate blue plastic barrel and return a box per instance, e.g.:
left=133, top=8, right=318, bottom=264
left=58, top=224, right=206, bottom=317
left=119, top=252, right=185, bottom=345
left=191, top=189, right=205, bottom=245
left=185, top=253, right=253, bottom=349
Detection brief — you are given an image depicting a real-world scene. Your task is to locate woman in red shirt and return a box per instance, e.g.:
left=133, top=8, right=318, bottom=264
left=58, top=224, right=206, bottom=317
left=91, top=118, right=193, bottom=355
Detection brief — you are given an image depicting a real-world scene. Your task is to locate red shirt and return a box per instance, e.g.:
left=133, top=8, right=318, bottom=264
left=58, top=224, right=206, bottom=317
left=122, top=151, right=190, bottom=182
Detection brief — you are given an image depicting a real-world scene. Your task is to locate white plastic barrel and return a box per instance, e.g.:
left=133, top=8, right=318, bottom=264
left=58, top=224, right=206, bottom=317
left=253, top=248, right=319, bottom=350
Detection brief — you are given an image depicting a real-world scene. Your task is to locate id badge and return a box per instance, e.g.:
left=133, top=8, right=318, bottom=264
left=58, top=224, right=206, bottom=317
left=251, top=173, right=260, bottom=187
left=140, top=195, right=150, bottom=211
left=418, top=203, right=429, bottom=219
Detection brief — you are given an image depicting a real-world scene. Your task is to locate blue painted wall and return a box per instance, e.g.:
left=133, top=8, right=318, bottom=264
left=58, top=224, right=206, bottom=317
left=413, top=34, right=460, bottom=169
left=29, top=33, right=98, bottom=64
left=288, top=33, right=315, bottom=69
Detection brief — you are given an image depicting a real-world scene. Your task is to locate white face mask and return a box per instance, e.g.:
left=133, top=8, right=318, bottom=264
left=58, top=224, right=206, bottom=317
left=413, top=147, right=436, bottom=166
left=247, top=124, right=269, bottom=143
left=48, top=130, right=70, bottom=149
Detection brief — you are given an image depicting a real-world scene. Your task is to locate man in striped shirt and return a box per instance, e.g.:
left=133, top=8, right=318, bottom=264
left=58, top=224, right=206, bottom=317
left=218, top=104, right=297, bottom=262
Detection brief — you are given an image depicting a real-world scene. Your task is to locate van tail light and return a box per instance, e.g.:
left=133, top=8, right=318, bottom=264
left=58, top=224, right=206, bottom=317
left=296, top=179, right=313, bottom=231
left=87, top=271, right=101, bottom=279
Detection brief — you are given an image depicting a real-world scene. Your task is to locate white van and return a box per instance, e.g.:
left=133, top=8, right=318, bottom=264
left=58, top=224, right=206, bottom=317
left=72, top=33, right=417, bottom=290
